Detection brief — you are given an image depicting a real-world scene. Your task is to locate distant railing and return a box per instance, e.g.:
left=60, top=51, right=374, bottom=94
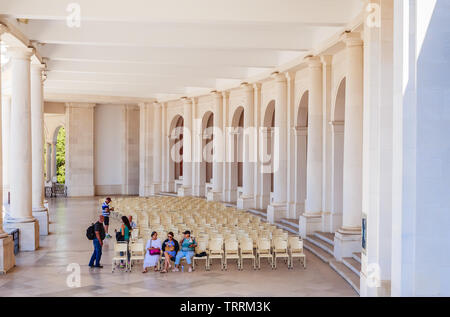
left=45, top=183, right=67, bottom=198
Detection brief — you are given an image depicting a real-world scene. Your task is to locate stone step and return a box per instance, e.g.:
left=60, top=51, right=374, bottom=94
left=343, top=257, right=361, bottom=276
left=247, top=208, right=267, bottom=218
left=306, top=234, right=334, bottom=256
left=329, top=260, right=360, bottom=295
left=314, top=231, right=335, bottom=246
left=158, top=192, right=178, bottom=197
left=275, top=221, right=299, bottom=235
left=352, top=252, right=361, bottom=264
left=303, top=240, right=334, bottom=263
left=280, top=218, right=299, bottom=229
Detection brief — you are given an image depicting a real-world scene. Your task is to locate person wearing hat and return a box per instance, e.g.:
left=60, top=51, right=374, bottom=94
left=173, top=230, right=197, bottom=273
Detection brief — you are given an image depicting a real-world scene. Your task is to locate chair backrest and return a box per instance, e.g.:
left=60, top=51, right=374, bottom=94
left=240, top=239, right=254, bottom=253
left=195, top=240, right=208, bottom=253
left=289, top=239, right=304, bottom=252
left=225, top=239, right=238, bottom=252
left=274, top=238, right=288, bottom=251
left=114, top=243, right=128, bottom=253
left=257, top=238, right=271, bottom=251
left=130, top=242, right=144, bottom=254
left=208, top=238, right=223, bottom=252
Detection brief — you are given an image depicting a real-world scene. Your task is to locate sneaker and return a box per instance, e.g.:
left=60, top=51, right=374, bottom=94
left=94, top=265, right=103, bottom=268
left=188, top=267, right=192, bottom=273
left=172, top=267, right=179, bottom=272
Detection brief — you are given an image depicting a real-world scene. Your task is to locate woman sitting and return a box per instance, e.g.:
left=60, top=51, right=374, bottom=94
left=173, top=230, right=197, bottom=273
left=160, top=232, right=179, bottom=273
left=142, top=231, right=161, bottom=273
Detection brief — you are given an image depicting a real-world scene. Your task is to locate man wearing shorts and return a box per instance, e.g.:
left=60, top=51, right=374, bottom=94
left=102, top=197, right=114, bottom=239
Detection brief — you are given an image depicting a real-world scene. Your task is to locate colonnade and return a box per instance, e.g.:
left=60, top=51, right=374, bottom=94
left=0, top=28, right=49, bottom=272
left=139, top=32, right=365, bottom=264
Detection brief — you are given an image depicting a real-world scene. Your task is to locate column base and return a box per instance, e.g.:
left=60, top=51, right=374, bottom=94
left=32, top=208, right=49, bottom=236
left=321, top=212, right=342, bottom=233
left=207, top=190, right=223, bottom=202
left=0, top=235, right=15, bottom=274
left=299, top=213, right=322, bottom=238
left=256, top=194, right=271, bottom=210
left=68, top=185, right=94, bottom=197
left=288, top=202, right=305, bottom=219
left=223, top=189, right=237, bottom=203
left=4, top=219, right=39, bottom=251
left=237, top=195, right=255, bottom=210
left=149, top=183, right=161, bottom=196
left=267, top=202, right=287, bottom=224
left=177, top=186, right=192, bottom=197
left=360, top=272, right=391, bottom=297
left=333, top=230, right=361, bottom=261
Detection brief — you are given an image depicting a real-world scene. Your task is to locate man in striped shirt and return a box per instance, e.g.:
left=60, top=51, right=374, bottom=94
left=102, top=197, right=114, bottom=239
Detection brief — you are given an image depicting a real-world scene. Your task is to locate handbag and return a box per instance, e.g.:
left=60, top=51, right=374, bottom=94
left=116, top=231, right=124, bottom=242
left=149, top=240, right=160, bottom=255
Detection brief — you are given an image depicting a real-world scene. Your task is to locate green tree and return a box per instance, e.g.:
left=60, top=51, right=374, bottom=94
left=56, top=127, right=66, bottom=184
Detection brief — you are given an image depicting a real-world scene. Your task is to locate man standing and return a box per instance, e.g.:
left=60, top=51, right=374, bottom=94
left=89, top=215, right=106, bottom=268
left=102, top=197, right=114, bottom=238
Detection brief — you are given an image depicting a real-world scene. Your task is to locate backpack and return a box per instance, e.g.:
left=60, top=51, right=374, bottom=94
left=86, top=223, right=96, bottom=240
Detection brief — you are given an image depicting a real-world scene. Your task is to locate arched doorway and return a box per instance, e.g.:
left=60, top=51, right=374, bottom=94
left=199, top=111, right=214, bottom=197
left=261, top=100, right=275, bottom=208
left=169, top=115, right=184, bottom=193
left=330, top=78, right=346, bottom=231
left=294, top=91, right=308, bottom=217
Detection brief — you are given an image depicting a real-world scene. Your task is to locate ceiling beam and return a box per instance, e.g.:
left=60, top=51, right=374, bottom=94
left=0, top=0, right=364, bottom=25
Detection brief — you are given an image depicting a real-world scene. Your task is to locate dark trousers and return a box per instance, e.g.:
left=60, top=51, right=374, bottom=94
left=89, top=238, right=102, bottom=266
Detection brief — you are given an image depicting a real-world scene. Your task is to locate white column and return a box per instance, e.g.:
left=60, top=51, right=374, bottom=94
left=334, top=32, right=364, bottom=260
left=45, top=143, right=51, bottom=182
left=31, top=63, right=49, bottom=235
left=1, top=95, right=11, bottom=205
left=360, top=0, right=394, bottom=297
left=151, top=102, right=162, bottom=194
left=300, top=57, right=324, bottom=236
left=321, top=55, right=334, bottom=232
left=138, top=103, right=151, bottom=196
left=237, top=83, right=255, bottom=209
left=3, top=46, right=39, bottom=251
left=0, top=37, right=15, bottom=271
left=51, top=142, right=57, bottom=182
left=208, top=91, right=224, bottom=201
left=178, top=97, right=192, bottom=196
left=285, top=73, right=297, bottom=218
left=267, top=73, right=288, bottom=223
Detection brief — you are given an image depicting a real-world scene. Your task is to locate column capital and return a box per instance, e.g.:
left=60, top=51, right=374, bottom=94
left=180, top=96, right=193, bottom=106
left=152, top=101, right=162, bottom=109
left=240, top=82, right=254, bottom=92
left=210, top=90, right=223, bottom=99
left=270, top=71, right=286, bottom=83
left=320, top=55, right=333, bottom=66
left=341, top=32, right=363, bottom=47
left=305, top=56, right=322, bottom=68
left=253, top=82, right=262, bottom=91
left=7, top=46, right=34, bottom=60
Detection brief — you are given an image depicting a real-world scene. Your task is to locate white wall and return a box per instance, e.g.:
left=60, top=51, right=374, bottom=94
left=94, top=104, right=125, bottom=192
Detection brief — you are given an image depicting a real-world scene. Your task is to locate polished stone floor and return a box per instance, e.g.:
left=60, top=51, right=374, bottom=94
left=0, top=197, right=357, bottom=297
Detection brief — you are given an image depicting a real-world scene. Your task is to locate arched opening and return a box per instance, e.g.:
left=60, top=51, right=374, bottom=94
left=330, top=78, right=346, bottom=229
left=200, top=111, right=214, bottom=197
left=261, top=100, right=275, bottom=208
left=294, top=91, right=308, bottom=217
left=54, top=126, right=66, bottom=184
left=228, top=106, right=244, bottom=202
left=169, top=115, right=184, bottom=192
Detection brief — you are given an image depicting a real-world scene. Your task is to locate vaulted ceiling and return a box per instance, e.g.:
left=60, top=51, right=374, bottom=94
left=0, top=0, right=364, bottom=101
